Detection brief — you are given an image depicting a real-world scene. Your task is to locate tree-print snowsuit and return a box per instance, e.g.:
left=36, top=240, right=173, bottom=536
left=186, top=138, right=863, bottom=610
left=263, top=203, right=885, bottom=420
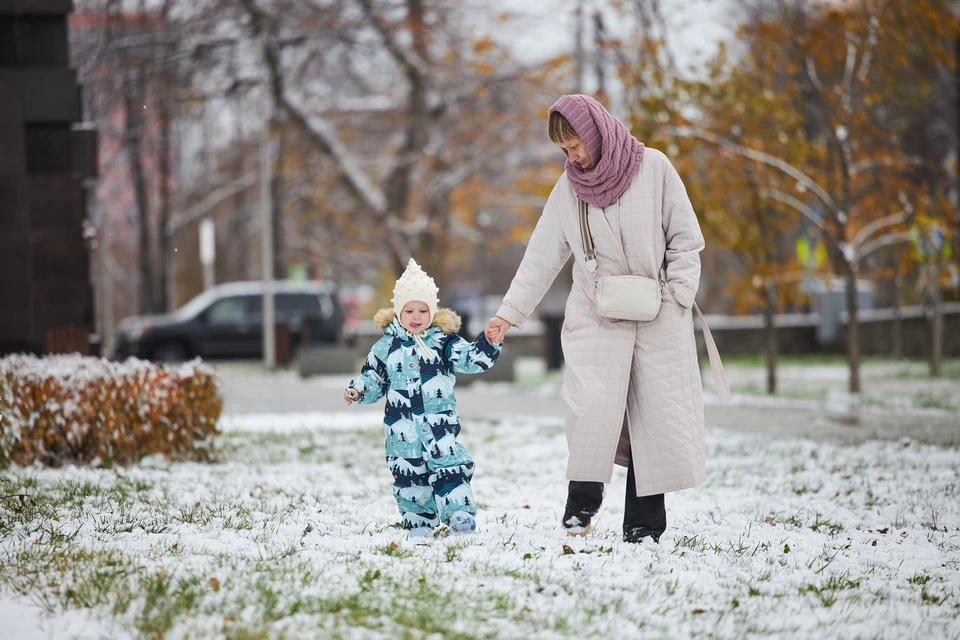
left=347, top=309, right=501, bottom=533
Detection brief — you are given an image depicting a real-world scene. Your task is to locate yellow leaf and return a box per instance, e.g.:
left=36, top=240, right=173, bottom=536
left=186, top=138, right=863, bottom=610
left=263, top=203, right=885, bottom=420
left=472, top=36, right=495, bottom=55
left=474, top=62, right=495, bottom=76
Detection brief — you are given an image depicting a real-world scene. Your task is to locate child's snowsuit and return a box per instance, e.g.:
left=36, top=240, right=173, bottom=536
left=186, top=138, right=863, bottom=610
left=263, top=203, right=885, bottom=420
left=347, top=308, right=502, bottom=533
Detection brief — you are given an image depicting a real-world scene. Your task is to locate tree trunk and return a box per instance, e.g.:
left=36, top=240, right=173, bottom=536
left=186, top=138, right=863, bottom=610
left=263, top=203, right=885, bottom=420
left=230, top=126, right=248, bottom=281
left=845, top=263, right=861, bottom=394
left=271, top=117, right=286, bottom=280
left=930, top=263, right=943, bottom=377
left=763, top=287, right=778, bottom=394
left=420, top=153, right=452, bottom=292
left=383, top=0, right=429, bottom=279
left=892, top=272, right=903, bottom=361
left=156, top=94, right=172, bottom=312
left=123, top=69, right=154, bottom=316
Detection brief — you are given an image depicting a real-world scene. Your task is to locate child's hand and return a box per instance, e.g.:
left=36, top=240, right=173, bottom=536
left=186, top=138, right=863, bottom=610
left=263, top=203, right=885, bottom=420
left=485, top=316, right=510, bottom=344
left=344, top=388, right=360, bottom=405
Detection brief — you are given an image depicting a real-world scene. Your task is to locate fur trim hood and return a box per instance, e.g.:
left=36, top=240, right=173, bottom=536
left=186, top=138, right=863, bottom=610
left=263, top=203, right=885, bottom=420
left=373, top=307, right=461, bottom=334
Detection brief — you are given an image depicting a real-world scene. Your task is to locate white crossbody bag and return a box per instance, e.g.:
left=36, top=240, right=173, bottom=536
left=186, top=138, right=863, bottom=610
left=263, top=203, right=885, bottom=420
left=578, top=198, right=663, bottom=322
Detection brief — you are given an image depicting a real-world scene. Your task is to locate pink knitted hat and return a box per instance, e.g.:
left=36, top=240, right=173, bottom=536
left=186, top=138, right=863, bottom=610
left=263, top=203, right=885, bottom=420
left=549, top=94, right=645, bottom=208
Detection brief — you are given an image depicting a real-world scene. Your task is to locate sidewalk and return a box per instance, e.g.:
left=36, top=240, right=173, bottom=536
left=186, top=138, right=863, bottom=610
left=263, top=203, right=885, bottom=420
left=214, top=366, right=960, bottom=446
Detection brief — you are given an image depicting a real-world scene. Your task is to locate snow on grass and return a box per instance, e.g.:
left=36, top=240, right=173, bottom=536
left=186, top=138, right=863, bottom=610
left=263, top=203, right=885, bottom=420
left=0, top=595, right=132, bottom=640
left=2, top=412, right=959, bottom=639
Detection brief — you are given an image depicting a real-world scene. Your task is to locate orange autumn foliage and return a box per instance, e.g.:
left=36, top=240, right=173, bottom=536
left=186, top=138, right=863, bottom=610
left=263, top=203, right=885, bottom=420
left=0, top=355, right=222, bottom=468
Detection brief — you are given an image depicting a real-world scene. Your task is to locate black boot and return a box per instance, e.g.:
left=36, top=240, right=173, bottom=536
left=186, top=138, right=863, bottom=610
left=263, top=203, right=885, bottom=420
left=623, top=455, right=666, bottom=543
left=562, top=481, right=604, bottom=536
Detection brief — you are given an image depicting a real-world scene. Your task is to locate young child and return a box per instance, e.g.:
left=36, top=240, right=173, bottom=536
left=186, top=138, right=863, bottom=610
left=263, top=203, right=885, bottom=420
left=344, top=259, right=503, bottom=538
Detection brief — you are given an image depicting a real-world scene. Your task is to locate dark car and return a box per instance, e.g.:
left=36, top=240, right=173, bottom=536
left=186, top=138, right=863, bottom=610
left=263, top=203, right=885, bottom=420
left=111, top=281, right=343, bottom=362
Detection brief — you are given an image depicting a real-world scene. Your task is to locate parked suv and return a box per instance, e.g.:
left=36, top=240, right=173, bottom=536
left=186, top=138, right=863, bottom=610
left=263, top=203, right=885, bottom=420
left=112, top=281, right=343, bottom=362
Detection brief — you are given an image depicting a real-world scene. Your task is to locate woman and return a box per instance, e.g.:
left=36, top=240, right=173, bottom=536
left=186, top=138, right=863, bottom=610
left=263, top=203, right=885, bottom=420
left=485, top=94, right=729, bottom=544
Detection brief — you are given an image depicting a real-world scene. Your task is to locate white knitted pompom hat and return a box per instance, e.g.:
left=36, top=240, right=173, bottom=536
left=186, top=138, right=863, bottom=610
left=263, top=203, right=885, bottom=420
left=392, top=258, right=439, bottom=325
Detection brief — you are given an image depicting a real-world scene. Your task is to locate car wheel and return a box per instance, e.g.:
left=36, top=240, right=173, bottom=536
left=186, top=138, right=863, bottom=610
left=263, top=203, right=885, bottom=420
left=152, top=342, right=189, bottom=363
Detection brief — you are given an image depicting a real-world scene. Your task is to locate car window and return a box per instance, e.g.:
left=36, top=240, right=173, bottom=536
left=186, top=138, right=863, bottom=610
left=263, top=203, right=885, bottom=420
left=175, top=289, right=217, bottom=320
left=246, top=294, right=326, bottom=321
left=206, top=297, right=251, bottom=324
left=276, top=294, right=322, bottom=314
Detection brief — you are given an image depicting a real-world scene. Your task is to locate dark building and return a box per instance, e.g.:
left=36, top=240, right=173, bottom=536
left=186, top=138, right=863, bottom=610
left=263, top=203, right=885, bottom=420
left=0, top=0, right=98, bottom=356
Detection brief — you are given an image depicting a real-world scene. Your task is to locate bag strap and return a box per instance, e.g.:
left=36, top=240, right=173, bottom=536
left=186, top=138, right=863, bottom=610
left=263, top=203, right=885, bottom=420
left=694, top=302, right=731, bottom=404
left=577, top=198, right=599, bottom=277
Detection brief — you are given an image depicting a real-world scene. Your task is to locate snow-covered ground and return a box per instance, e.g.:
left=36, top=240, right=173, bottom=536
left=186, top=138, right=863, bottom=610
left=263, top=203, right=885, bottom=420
left=2, top=409, right=959, bottom=639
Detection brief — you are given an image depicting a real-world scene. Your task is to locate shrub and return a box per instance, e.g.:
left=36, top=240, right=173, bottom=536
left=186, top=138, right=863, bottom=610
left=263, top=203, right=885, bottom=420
left=0, top=355, right=222, bottom=468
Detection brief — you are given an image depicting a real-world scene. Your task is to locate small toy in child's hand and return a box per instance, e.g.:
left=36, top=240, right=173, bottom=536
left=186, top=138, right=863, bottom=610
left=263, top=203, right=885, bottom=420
left=343, top=388, right=360, bottom=404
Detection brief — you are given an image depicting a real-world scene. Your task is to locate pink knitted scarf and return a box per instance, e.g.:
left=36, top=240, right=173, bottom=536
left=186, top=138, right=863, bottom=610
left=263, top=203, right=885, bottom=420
left=549, top=94, right=644, bottom=208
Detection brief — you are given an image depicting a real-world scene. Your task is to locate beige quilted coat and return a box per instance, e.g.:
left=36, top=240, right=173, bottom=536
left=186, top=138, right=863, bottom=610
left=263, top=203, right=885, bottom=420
left=497, top=148, right=727, bottom=496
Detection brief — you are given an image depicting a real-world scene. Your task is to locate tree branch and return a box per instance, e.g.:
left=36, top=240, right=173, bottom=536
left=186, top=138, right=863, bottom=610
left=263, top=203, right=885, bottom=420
left=424, top=129, right=519, bottom=200
left=854, top=231, right=912, bottom=264
left=167, top=172, right=258, bottom=234
left=357, top=0, right=430, bottom=77
left=849, top=156, right=924, bottom=176
left=282, top=95, right=389, bottom=215
left=857, top=13, right=879, bottom=84
left=762, top=188, right=847, bottom=254
left=805, top=55, right=824, bottom=92
left=841, top=37, right=856, bottom=114
left=761, top=188, right=826, bottom=230
left=667, top=125, right=839, bottom=214
left=851, top=208, right=911, bottom=252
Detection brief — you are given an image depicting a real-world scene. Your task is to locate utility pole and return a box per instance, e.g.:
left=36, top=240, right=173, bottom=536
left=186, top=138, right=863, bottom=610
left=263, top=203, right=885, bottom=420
left=260, top=128, right=276, bottom=371
left=574, top=0, right=586, bottom=93
left=199, top=218, right=215, bottom=291
left=593, top=9, right=606, bottom=99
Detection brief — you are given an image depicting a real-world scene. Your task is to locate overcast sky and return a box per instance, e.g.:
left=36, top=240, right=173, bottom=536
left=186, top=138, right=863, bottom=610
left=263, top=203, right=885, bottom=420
left=471, top=0, right=738, bottom=114
left=492, top=0, right=734, bottom=65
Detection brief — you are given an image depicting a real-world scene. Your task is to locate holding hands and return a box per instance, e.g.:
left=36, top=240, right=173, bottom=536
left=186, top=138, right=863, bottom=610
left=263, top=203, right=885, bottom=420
left=484, top=316, right=511, bottom=344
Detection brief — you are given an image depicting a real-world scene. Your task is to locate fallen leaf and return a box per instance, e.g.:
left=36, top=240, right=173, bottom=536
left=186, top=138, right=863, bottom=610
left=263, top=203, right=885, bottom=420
left=562, top=545, right=574, bottom=555
left=389, top=542, right=399, bottom=550
left=208, top=577, right=220, bottom=591
left=878, top=527, right=889, bottom=534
